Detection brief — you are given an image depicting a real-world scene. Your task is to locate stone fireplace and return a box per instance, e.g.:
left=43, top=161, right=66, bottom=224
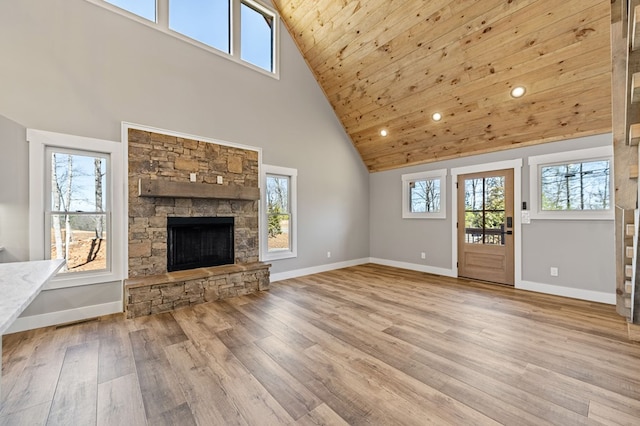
left=124, top=129, right=270, bottom=318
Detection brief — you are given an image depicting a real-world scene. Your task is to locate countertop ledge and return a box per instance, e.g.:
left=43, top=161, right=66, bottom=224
left=0, top=259, right=65, bottom=334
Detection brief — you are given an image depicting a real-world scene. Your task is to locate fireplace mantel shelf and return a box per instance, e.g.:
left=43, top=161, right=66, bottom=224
left=138, top=178, right=260, bottom=200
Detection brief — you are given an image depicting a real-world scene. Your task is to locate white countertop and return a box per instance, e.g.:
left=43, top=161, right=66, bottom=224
left=0, top=259, right=65, bottom=334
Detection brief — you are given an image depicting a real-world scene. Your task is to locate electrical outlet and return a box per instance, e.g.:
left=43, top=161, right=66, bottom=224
left=421, top=252, right=426, bottom=259
left=327, top=251, right=331, bottom=258
left=190, top=173, right=197, bottom=182
left=550, top=267, right=558, bottom=277
left=216, top=176, right=223, bottom=184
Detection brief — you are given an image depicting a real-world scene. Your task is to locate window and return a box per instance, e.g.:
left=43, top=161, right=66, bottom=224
left=169, top=0, right=230, bottom=54
left=28, top=129, right=124, bottom=288
left=402, top=169, right=447, bottom=219
left=262, top=165, right=297, bottom=260
left=89, top=0, right=279, bottom=75
left=241, top=1, right=274, bottom=71
left=47, top=148, right=109, bottom=274
left=528, top=146, right=613, bottom=220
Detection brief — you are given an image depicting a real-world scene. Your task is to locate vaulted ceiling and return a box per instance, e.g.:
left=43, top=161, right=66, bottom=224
left=272, top=0, right=612, bottom=172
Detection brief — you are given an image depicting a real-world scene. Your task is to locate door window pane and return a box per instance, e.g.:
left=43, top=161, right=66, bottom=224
left=105, top=0, right=156, bottom=21
left=464, top=176, right=506, bottom=246
left=169, top=0, right=230, bottom=53
left=241, top=1, right=274, bottom=71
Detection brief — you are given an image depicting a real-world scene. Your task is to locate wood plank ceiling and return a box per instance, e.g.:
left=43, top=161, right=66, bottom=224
left=272, top=0, right=613, bottom=172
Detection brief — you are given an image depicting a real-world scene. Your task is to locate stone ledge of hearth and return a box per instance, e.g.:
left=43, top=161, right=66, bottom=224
left=124, top=261, right=271, bottom=289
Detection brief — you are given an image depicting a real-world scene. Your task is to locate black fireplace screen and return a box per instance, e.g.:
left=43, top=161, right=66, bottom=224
left=167, top=217, right=234, bottom=272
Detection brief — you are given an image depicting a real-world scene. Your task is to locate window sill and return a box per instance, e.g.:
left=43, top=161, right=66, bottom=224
left=263, top=250, right=296, bottom=261
left=45, top=269, right=123, bottom=290
left=529, top=211, right=614, bottom=221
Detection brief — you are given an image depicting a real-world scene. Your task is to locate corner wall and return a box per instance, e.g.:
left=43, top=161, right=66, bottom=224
left=370, top=134, right=616, bottom=303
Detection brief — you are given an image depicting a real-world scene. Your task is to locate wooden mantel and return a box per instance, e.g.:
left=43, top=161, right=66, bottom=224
left=138, top=178, right=260, bottom=200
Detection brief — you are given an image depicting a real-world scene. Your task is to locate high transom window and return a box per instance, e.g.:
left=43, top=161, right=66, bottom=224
left=94, top=0, right=279, bottom=75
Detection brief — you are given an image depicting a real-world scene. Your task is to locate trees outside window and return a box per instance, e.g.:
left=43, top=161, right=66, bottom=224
left=402, top=169, right=447, bottom=219
left=464, top=176, right=505, bottom=245
left=528, top=146, right=613, bottom=220
left=409, top=178, right=441, bottom=213
left=262, top=165, right=297, bottom=260
left=48, top=149, right=109, bottom=273
left=29, top=129, right=124, bottom=288
left=540, top=160, right=610, bottom=211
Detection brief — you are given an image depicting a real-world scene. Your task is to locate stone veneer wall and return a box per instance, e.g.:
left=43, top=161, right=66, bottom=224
left=125, top=263, right=270, bottom=318
left=127, top=129, right=260, bottom=278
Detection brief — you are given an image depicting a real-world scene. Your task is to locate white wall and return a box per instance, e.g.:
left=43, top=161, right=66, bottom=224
left=0, top=0, right=370, bottom=329
left=370, top=134, right=616, bottom=303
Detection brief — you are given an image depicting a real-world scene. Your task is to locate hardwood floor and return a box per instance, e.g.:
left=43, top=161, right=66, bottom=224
left=2, top=264, right=640, bottom=425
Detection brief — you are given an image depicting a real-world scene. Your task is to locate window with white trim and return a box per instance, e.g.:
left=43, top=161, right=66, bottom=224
left=262, top=165, right=297, bottom=260
left=528, top=146, right=613, bottom=220
left=93, top=0, right=279, bottom=75
left=28, top=130, right=124, bottom=288
left=47, top=148, right=110, bottom=274
left=402, top=169, right=447, bottom=219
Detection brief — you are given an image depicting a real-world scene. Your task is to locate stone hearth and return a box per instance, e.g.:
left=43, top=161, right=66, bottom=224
left=124, top=129, right=269, bottom=318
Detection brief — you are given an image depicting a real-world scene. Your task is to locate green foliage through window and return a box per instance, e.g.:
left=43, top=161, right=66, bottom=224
left=266, top=174, right=290, bottom=251
left=464, top=176, right=505, bottom=245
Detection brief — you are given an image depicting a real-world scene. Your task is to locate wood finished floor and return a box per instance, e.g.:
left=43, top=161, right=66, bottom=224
left=2, top=264, right=640, bottom=425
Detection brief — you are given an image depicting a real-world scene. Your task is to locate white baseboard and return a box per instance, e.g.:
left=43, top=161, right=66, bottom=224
left=5, top=301, right=123, bottom=334
left=369, top=257, right=456, bottom=278
left=517, top=280, right=615, bottom=305
left=270, top=258, right=370, bottom=282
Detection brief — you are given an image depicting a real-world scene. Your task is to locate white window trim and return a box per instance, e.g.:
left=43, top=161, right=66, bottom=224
left=28, top=129, right=125, bottom=289
left=528, top=146, right=614, bottom=221
left=401, top=169, right=447, bottom=219
left=85, top=0, right=280, bottom=79
left=261, top=164, right=297, bottom=261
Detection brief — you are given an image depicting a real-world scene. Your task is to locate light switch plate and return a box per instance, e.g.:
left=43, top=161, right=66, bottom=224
left=521, top=210, right=531, bottom=224
left=217, top=176, right=223, bottom=184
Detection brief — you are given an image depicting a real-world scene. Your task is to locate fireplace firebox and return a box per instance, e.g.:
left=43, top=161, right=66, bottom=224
left=167, top=217, right=234, bottom=272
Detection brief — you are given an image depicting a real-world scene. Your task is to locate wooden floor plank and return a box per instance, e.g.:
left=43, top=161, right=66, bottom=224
left=294, top=403, right=350, bottom=426
left=97, top=315, right=136, bottom=384
left=215, top=318, right=323, bottom=421
left=172, top=308, right=295, bottom=425
left=163, top=340, right=247, bottom=425
left=129, top=328, right=194, bottom=423
left=1, top=328, right=45, bottom=402
left=0, top=401, right=50, bottom=426
left=2, top=264, right=639, bottom=425
left=96, top=373, right=146, bottom=426
left=47, top=340, right=100, bottom=425
left=0, top=327, right=76, bottom=417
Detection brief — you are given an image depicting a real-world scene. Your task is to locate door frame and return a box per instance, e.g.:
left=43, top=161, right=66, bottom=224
left=451, top=159, right=523, bottom=285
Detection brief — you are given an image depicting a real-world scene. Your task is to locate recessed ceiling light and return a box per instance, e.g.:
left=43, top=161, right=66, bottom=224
left=432, top=112, right=442, bottom=121
left=510, top=86, right=526, bottom=98
left=380, top=129, right=388, bottom=137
